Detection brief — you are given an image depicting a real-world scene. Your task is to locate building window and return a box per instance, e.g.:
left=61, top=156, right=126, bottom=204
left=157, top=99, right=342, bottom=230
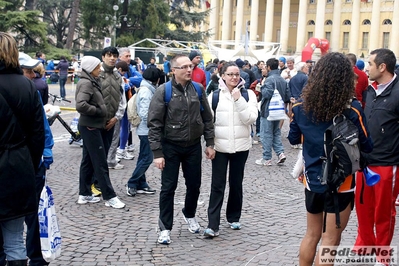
left=343, top=20, right=351, bottom=25
left=362, top=32, right=369, bottom=49
left=325, top=20, right=333, bottom=25
left=382, top=32, right=390, bottom=48
left=346, top=0, right=352, bottom=2
left=233, top=21, right=236, bottom=26
left=343, top=32, right=349, bottom=48
left=362, top=19, right=371, bottom=25
left=249, top=0, right=251, bottom=6
left=327, top=0, right=333, bottom=3
left=309, top=0, right=315, bottom=4
left=307, top=20, right=315, bottom=25
left=308, top=31, right=314, bottom=40
left=235, top=0, right=237, bottom=6
left=325, top=32, right=331, bottom=42
left=382, top=19, right=392, bottom=25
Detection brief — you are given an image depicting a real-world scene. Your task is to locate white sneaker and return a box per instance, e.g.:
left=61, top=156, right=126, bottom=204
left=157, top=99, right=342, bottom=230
left=108, top=163, right=124, bottom=170
left=116, top=149, right=134, bottom=160
left=255, top=158, right=272, bottom=166
left=105, top=197, right=126, bottom=209
left=77, top=195, right=100, bottom=204
left=158, top=230, right=171, bottom=244
left=126, top=144, right=135, bottom=152
left=183, top=214, right=200, bottom=233
left=277, top=153, right=286, bottom=165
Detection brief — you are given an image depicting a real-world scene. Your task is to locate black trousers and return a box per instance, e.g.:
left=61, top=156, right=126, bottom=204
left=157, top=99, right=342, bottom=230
left=207, top=150, right=249, bottom=231
left=25, top=164, right=48, bottom=266
left=158, top=141, right=202, bottom=231
left=79, top=125, right=116, bottom=201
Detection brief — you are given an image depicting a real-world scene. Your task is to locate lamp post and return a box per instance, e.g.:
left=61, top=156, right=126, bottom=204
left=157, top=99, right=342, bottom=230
left=112, top=5, right=118, bottom=47
left=105, top=5, right=128, bottom=47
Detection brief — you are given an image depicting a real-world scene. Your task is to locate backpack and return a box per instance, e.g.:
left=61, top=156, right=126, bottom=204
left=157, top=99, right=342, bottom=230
left=127, top=87, right=141, bottom=127
left=321, top=107, right=360, bottom=230
left=49, top=73, right=59, bottom=83
left=164, top=81, right=203, bottom=111
left=211, top=87, right=249, bottom=122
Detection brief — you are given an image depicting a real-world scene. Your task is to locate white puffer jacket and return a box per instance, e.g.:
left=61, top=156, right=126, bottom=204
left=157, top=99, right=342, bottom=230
left=207, top=78, right=258, bottom=153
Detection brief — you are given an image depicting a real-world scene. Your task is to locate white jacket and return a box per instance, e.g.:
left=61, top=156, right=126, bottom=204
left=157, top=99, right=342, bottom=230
left=207, top=78, right=258, bottom=153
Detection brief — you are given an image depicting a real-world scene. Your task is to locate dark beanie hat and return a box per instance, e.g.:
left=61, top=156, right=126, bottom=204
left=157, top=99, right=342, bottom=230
left=235, top=58, right=245, bottom=68
left=189, top=50, right=201, bottom=61
left=143, top=67, right=161, bottom=83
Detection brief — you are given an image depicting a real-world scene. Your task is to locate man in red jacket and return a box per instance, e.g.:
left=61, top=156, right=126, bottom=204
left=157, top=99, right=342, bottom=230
left=189, top=50, right=206, bottom=88
left=347, top=53, right=369, bottom=108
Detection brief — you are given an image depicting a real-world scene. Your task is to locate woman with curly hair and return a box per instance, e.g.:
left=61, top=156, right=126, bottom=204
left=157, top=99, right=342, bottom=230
left=288, top=52, right=373, bottom=266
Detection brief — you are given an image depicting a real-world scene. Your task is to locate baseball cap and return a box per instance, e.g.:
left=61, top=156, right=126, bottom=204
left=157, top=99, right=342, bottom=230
left=19, top=52, right=40, bottom=69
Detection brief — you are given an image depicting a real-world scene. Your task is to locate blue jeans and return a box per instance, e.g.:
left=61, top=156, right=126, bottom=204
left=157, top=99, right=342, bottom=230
left=260, top=117, right=284, bottom=160
left=159, top=141, right=202, bottom=231
left=119, top=111, right=130, bottom=150
left=0, top=217, right=26, bottom=261
left=59, top=75, right=67, bottom=98
left=127, top=135, right=153, bottom=189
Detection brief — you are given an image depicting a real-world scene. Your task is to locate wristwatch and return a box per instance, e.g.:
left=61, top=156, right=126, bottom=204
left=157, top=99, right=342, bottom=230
left=207, top=145, right=214, bottom=149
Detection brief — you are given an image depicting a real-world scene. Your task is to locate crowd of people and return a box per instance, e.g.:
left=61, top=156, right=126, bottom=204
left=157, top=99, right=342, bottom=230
left=1, top=28, right=399, bottom=265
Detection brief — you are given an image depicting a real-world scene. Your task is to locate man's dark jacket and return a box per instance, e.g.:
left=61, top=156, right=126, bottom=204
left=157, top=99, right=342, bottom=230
left=148, top=78, right=214, bottom=158
left=364, top=76, right=399, bottom=165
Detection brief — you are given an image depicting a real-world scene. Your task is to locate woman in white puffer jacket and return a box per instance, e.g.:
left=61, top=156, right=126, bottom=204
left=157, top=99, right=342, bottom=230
left=204, top=61, right=258, bottom=238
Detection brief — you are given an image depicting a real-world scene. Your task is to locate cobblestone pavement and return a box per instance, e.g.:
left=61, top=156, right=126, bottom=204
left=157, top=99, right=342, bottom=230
left=46, top=84, right=398, bottom=266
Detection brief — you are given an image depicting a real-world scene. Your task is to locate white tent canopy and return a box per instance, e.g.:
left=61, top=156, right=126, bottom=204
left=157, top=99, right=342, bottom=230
left=127, top=38, right=281, bottom=64
left=208, top=40, right=281, bottom=64
left=128, top=38, right=209, bottom=57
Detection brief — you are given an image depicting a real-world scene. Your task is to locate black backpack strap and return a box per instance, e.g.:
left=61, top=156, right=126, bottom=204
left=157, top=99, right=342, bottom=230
left=360, top=174, right=365, bottom=204
left=322, top=191, right=342, bottom=233
left=333, top=193, right=341, bottom=229
left=241, top=88, right=249, bottom=102
left=212, top=89, right=220, bottom=122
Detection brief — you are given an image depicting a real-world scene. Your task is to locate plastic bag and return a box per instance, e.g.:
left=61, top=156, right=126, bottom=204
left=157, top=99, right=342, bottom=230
left=267, top=88, right=287, bottom=121
left=38, top=184, right=61, bottom=262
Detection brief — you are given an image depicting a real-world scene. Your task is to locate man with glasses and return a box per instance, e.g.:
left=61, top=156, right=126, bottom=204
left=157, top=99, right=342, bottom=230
left=148, top=54, right=215, bottom=245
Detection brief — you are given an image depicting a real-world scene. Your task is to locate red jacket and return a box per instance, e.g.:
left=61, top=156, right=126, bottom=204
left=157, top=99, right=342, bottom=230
left=354, top=66, right=369, bottom=108
left=192, top=66, right=206, bottom=88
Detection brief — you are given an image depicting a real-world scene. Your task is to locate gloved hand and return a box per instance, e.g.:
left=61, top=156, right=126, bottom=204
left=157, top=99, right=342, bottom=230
left=43, top=148, right=53, bottom=169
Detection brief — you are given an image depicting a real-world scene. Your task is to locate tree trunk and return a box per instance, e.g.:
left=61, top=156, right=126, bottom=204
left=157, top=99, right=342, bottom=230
left=25, top=0, right=37, bottom=10
left=65, top=0, right=80, bottom=49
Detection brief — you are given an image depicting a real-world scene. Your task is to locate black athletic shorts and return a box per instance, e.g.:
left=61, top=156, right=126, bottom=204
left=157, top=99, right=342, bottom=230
left=305, top=189, right=354, bottom=214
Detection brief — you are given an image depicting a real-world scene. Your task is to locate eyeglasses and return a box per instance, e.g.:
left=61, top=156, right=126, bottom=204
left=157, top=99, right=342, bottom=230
left=173, top=65, right=194, bottom=70
left=225, top=73, right=240, bottom=78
